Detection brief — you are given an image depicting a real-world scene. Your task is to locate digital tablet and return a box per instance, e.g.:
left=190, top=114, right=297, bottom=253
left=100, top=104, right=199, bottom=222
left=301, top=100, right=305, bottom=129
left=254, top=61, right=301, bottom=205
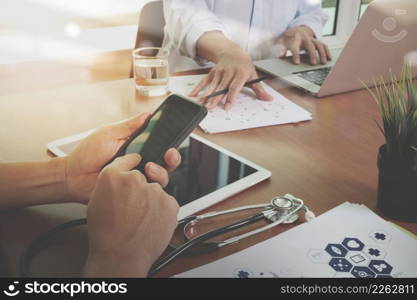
left=47, top=131, right=271, bottom=219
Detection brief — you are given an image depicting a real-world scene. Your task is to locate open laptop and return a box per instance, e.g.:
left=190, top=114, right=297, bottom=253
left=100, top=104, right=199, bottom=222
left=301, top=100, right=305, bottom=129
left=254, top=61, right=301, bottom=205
left=255, top=0, right=417, bottom=97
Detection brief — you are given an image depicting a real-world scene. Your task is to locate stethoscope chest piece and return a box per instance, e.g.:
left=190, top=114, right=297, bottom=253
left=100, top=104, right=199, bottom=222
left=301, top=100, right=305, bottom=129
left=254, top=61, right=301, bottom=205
left=266, top=196, right=299, bottom=223
left=272, top=196, right=293, bottom=209
left=282, top=213, right=299, bottom=224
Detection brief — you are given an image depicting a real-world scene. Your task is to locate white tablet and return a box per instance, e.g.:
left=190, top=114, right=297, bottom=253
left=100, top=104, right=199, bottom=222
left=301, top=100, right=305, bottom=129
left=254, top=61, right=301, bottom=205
left=47, top=131, right=271, bottom=219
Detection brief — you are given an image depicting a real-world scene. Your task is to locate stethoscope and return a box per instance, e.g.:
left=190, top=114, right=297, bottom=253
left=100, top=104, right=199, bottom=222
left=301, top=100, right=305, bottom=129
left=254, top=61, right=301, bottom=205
left=19, top=194, right=314, bottom=277
left=148, top=194, right=315, bottom=276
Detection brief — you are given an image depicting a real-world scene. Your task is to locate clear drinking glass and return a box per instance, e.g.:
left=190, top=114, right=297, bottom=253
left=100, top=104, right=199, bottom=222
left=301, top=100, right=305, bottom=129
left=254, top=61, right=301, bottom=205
left=132, top=47, right=169, bottom=97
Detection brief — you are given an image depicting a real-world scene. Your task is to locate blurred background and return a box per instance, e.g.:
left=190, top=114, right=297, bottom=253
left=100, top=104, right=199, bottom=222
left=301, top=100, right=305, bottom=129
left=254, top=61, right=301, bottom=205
left=0, top=0, right=374, bottom=95
left=0, top=0, right=149, bottom=95
left=0, top=0, right=142, bottom=64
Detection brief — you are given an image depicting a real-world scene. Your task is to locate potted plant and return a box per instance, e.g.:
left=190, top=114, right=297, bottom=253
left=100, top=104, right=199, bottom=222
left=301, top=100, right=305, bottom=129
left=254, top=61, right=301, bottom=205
left=364, top=65, right=417, bottom=222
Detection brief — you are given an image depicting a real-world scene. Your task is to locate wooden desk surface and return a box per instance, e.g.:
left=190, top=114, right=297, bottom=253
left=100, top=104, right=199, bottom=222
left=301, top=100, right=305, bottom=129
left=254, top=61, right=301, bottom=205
left=0, top=76, right=416, bottom=277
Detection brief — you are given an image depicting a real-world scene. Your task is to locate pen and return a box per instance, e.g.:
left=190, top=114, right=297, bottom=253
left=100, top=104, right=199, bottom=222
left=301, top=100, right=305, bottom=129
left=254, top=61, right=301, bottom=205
left=205, top=75, right=272, bottom=99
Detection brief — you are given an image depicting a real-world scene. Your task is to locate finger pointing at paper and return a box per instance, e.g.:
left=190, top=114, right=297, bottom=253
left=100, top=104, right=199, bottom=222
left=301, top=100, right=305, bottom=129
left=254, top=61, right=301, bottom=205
left=188, top=31, right=273, bottom=110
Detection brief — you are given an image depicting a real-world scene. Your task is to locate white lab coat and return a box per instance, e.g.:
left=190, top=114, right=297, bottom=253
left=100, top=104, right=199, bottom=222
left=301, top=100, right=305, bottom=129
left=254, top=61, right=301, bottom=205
left=163, top=0, right=328, bottom=70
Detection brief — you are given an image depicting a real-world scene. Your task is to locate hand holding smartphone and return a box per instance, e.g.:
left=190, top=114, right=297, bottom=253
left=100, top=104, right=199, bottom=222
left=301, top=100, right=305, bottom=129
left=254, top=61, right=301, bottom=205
left=108, top=94, right=207, bottom=174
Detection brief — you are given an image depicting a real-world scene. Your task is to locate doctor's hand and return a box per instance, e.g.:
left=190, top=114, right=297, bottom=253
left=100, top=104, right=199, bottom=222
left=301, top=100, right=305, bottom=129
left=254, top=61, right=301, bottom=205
left=84, top=154, right=179, bottom=277
left=189, top=31, right=272, bottom=110
left=278, top=25, right=332, bottom=65
left=65, top=114, right=181, bottom=203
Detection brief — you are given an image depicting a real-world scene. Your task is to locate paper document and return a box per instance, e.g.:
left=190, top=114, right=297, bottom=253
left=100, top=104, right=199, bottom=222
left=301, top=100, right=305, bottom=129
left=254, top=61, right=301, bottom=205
left=169, top=75, right=312, bottom=134
left=176, top=202, right=417, bottom=278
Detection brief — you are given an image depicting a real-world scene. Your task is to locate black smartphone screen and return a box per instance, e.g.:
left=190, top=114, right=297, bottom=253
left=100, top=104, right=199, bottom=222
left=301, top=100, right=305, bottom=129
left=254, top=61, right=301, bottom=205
left=116, top=95, right=207, bottom=171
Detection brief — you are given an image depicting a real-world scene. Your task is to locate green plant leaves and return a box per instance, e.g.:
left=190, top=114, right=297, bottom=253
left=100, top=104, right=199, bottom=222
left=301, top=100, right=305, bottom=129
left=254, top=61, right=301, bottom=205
left=365, top=64, right=417, bottom=165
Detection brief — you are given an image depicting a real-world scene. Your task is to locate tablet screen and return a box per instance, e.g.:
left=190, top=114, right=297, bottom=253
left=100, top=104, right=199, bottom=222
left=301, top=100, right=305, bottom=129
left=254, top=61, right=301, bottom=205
left=167, top=137, right=257, bottom=206
left=47, top=132, right=270, bottom=217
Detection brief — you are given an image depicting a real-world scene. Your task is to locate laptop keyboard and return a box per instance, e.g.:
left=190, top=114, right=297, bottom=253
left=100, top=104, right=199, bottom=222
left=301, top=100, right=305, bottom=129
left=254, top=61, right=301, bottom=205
left=294, top=67, right=332, bottom=86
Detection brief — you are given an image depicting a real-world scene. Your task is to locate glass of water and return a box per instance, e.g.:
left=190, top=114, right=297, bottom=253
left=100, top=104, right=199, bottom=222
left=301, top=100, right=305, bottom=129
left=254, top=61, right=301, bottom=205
left=132, top=47, right=169, bottom=97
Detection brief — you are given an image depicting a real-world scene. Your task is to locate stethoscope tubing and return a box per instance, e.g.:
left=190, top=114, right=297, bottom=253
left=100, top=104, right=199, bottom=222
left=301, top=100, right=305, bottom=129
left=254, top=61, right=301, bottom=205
left=182, top=204, right=272, bottom=223
left=149, top=198, right=306, bottom=276
left=148, top=212, right=266, bottom=277
left=218, top=202, right=305, bottom=247
left=20, top=195, right=310, bottom=278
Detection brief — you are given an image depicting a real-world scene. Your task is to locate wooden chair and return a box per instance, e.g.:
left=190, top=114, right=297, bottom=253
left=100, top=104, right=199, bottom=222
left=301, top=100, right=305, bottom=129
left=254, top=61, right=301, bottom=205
left=130, top=0, right=165, bottom=77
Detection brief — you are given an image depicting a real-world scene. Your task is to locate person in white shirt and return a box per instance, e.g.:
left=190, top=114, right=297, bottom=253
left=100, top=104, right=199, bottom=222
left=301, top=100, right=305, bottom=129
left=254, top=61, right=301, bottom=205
left=163, top=0, right=331, bottom=110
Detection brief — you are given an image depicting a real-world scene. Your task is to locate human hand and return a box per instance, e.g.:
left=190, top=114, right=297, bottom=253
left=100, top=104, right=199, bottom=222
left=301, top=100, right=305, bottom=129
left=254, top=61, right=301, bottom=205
left=84, top=154, right=179, bottom=277
left=189, top=45, right=273, bottom=110
left=278, top=25, right=332, bottom=65
left=65, top=114, right=181, bottom=203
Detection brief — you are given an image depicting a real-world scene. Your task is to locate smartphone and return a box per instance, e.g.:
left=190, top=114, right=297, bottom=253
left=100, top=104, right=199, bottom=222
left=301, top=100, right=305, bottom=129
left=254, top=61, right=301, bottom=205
left=108, top=94, right=207, bottom=173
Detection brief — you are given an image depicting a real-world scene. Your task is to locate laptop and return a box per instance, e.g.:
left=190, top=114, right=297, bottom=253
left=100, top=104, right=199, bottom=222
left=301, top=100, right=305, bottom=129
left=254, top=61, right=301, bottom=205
left=254, top=0, right=417, bottom=97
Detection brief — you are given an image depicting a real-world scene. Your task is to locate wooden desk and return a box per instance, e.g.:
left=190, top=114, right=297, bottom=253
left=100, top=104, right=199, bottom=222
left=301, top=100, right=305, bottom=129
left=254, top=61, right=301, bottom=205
left=0, top=76, right=416, bottom=277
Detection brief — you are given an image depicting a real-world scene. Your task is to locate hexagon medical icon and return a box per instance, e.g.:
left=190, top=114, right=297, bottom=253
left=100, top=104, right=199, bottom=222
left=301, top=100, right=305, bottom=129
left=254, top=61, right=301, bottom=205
left=363, top=245, right=387, bottom=260
left=342, top=237, right=365, bottom=251
left=329, top=258, right=353, bottom=273
left=369, top=260, right=393, bottom=275
left=325, top=244, right=347, bottom=257
left=369, top=230, right=391, bottom=244
left=351, top=266, right=376, bottom=278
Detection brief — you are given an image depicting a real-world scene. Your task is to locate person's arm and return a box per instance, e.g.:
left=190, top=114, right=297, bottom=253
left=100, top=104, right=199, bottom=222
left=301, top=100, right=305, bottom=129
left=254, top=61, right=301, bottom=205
left=279, top=0, right=331, bottom=65
left=164, top=0, right=272, bottom=110
left=0, top=114, right=181, bottom=210
left=84, top=154, right=179, bottom=277
left=163, top=0, right=227, bottom=60
left=288, top=0, right=329, bottom=42
left=0, top=158, right=68, bottom=209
